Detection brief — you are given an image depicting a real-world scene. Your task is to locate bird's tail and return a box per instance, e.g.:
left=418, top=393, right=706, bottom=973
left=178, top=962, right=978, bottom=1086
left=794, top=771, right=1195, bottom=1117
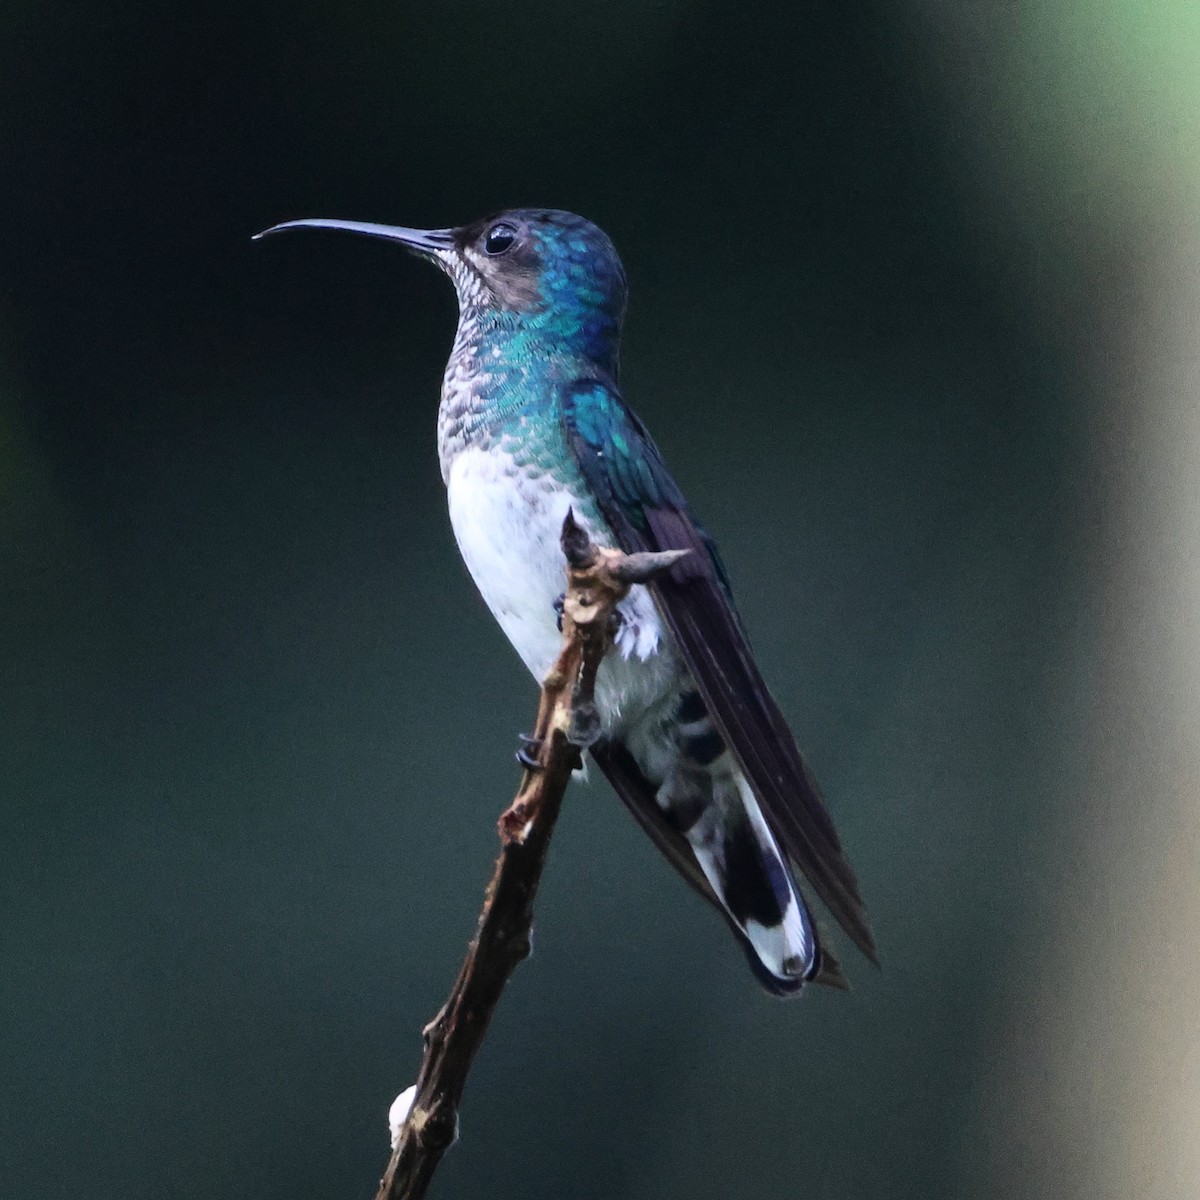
left=654, top=713, right=825, bottom=991
left=595, top=708, right=844, bottom=995
left=684, top=771, right=821, bottom=995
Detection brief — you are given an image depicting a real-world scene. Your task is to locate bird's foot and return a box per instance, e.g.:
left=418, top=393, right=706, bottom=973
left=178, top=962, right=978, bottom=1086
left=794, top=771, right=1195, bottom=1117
left=554, top=593, right=621, bottom=640
left=515, top=732, right=543, bottom=770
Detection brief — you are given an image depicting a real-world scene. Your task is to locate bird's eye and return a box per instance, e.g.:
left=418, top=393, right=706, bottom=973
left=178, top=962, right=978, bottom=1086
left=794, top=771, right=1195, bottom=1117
left=483, top=223, right=517, bottom=255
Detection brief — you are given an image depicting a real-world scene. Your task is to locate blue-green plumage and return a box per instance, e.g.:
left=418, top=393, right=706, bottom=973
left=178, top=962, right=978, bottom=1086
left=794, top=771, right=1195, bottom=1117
left=255, top=207, right=876, bottom=994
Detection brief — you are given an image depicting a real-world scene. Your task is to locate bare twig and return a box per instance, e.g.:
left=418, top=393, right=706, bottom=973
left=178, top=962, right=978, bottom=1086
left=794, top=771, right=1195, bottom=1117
left=373, top=511, right=687, bottom=1200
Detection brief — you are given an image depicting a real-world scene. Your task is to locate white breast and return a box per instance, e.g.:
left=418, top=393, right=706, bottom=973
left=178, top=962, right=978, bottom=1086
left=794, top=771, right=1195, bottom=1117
left=446, top=446, right=679, bottom=733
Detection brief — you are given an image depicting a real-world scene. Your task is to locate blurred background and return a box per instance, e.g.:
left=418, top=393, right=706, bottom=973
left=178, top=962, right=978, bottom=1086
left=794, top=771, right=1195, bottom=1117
left=2, top=2, right=1197, bottom=1198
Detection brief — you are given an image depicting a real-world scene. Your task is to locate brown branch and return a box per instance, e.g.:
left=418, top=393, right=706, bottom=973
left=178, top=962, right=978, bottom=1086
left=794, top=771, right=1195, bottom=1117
left=373, top=511, right=688, bottom=1200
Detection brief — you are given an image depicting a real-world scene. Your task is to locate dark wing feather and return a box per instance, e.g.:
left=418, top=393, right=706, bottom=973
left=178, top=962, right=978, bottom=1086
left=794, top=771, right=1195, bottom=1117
left=562, top=380, right=877, bottom=965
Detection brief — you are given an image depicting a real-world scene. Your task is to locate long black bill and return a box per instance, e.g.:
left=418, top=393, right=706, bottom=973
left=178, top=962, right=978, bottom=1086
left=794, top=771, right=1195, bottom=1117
left=251, top=218, right=455, bottom=256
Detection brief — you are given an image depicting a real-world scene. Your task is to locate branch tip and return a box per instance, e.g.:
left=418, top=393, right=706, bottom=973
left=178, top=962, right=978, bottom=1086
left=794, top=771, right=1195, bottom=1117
left=559, top=509, right=594, bottom=568
left=609, top=546, right=691, bottom=584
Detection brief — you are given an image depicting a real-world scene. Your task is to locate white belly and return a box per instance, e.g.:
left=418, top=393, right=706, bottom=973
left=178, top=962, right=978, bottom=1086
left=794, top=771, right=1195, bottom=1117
left=445, top=446, right=679, bottom=732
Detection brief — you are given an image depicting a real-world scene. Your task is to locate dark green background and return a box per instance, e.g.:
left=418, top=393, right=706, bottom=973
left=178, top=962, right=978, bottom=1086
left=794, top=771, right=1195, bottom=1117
left=4, top=4, right=1195, bottom=1199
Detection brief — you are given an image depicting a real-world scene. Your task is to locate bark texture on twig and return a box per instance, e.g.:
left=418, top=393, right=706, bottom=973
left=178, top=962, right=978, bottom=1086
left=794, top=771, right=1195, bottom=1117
left=373, top=511, right=687, bottom=1200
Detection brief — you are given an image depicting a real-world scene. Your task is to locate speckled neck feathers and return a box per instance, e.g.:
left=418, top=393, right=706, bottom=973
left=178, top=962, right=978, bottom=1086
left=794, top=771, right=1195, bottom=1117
left=434, top=210, right=626, bottom=478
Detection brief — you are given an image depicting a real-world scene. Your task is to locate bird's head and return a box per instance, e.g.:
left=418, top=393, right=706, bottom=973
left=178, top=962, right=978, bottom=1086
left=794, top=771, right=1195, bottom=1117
left=255, top=207, right=627, bottom=369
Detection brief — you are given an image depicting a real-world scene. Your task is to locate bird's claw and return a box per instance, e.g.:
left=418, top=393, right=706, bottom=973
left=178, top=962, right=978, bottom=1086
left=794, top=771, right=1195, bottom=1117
left=515, top=732, right=543, bottom=770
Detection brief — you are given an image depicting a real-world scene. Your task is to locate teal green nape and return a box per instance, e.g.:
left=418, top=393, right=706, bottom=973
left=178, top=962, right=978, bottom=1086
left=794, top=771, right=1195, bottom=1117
left=255, top=206, right=878, bottom=995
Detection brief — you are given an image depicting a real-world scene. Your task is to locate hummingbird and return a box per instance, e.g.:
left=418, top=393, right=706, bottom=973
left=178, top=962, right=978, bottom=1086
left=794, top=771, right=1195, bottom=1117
left=254, top=209, right=876, bottom=994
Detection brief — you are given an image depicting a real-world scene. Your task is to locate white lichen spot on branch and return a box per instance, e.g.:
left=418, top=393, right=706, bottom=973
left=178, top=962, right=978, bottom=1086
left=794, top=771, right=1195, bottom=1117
left=388, top=1086, right=417, bottom=1151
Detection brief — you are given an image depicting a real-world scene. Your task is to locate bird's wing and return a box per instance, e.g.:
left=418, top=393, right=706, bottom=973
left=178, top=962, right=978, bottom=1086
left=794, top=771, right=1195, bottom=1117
left=561, top=379, right=877, bottom=964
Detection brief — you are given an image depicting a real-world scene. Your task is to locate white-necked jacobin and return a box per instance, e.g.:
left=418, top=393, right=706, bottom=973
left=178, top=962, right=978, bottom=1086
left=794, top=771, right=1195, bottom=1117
left=254, top=209, right=876, bottom=994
